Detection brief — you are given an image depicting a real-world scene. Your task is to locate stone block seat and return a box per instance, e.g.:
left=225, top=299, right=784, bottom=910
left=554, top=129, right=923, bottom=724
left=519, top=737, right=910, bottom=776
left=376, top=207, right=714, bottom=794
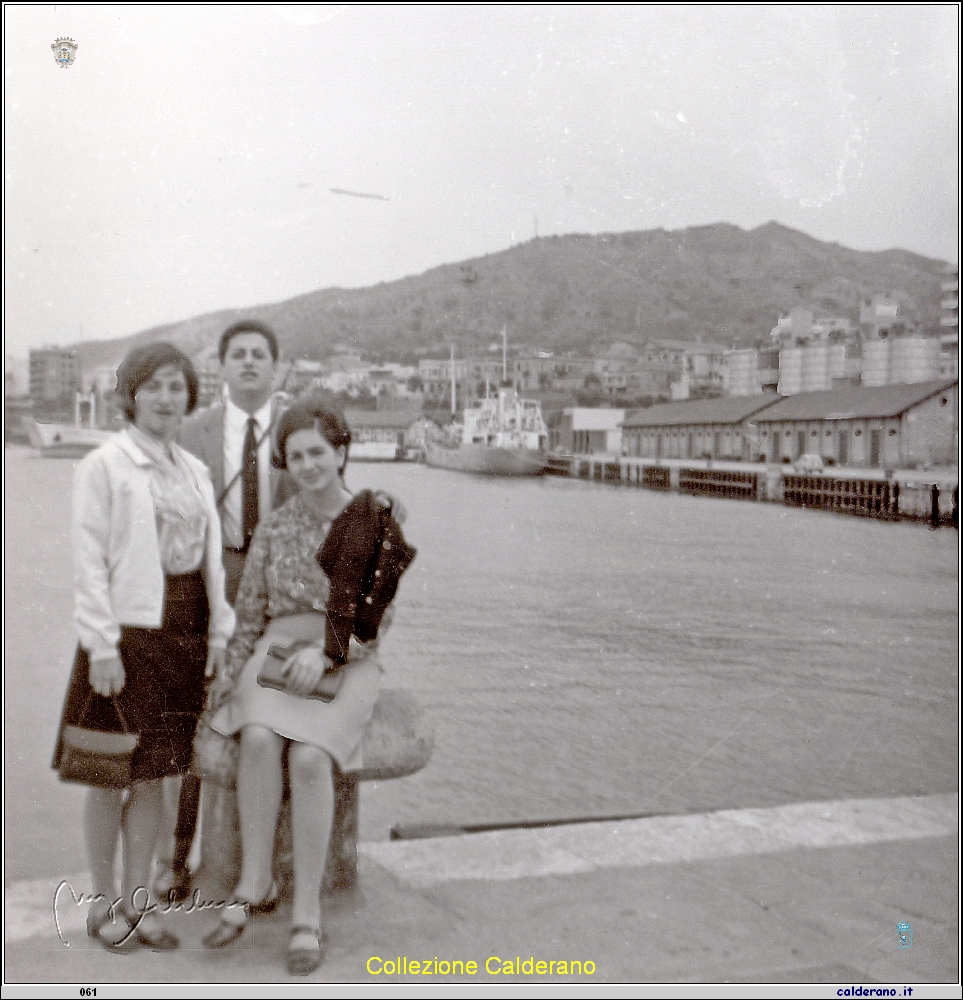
left=193, top=689, right=434, bottom=896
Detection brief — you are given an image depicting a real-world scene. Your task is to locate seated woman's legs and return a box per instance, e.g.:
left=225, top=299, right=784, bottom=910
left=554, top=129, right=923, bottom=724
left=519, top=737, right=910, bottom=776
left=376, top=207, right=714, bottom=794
left=235, top=724, right=285, bottom=905
left=288, top=742, right=334, bottom=936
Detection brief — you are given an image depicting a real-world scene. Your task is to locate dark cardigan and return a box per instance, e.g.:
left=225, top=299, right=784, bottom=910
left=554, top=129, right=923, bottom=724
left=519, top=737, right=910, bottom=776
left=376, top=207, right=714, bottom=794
left=316, top=491, right=416, bottom=664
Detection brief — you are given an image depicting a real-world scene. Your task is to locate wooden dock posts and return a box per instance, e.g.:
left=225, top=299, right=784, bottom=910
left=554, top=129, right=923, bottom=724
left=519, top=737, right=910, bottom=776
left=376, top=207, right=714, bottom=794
left=679, top=468, right=758, bottom=501
left=782, top=475, right=900, bottom=519
left=544, top=454, right=956, bottom=525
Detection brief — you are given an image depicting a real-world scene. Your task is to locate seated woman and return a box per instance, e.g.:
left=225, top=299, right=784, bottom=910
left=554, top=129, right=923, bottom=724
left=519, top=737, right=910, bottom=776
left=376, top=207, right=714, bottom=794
left=203, top=396, right=384, bottom=976
left=53, top=342, right=235, bottom=951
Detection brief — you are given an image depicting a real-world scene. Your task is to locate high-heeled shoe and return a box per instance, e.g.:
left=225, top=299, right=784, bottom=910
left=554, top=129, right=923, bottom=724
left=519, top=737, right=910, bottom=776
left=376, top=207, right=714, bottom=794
left=287, top=925, right=324, bottom=976
left=114, top=907, right=179, bottom=951
left=202, top=881, right=280, bottom=949
left=86, top=901, right=134, bottom=953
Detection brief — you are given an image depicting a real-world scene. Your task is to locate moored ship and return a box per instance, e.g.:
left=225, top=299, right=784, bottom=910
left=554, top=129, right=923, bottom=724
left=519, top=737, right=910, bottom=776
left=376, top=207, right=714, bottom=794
left=424, top=387, right=549, bottom=476
left=28, top=420, right=116, bottom=456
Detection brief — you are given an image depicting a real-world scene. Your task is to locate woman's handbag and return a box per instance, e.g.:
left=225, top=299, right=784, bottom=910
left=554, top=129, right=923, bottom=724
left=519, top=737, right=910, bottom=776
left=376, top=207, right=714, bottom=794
left=58, top=695, right=139, bottom=789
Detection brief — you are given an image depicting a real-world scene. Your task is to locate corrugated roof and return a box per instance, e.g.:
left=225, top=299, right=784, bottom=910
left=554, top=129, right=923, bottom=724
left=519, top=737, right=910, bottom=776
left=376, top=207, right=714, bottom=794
left=752, top=379, right=957, bottom=422
left=621, top=395, right=780, bottom=428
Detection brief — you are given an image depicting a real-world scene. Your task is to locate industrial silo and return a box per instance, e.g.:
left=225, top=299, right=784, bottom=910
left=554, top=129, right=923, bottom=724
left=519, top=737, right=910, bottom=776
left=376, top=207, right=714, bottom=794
left=777, top=348, right=802, bottom=395
left=801, top=344, right=829, bottom=392
left=861, top=338, right=890, bottom=387
left=828, top=344, right=847, bottom=381
left=726, top=349, right=760, bottom=396
left=889, top=336, right=939, bottom=384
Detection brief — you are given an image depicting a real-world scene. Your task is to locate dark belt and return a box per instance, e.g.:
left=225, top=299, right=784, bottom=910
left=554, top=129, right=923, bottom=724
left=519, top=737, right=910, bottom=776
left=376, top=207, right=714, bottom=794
left=223, top=544, right=250, bottom=556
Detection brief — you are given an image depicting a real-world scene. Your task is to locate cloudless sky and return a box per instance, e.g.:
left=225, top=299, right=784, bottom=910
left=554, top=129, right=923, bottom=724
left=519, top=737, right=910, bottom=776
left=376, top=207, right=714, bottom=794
left=4, top=4, right=959, bottom=354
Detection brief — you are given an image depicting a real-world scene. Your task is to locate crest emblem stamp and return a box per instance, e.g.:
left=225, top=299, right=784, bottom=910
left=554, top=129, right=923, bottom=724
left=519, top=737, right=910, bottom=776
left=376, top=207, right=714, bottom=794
left=51, top=38, right=78, bottom=68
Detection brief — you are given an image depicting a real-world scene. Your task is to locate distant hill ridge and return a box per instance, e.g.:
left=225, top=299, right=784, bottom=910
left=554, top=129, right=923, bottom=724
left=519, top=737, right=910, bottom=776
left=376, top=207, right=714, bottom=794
left=77, top=221, right=950, bottom=371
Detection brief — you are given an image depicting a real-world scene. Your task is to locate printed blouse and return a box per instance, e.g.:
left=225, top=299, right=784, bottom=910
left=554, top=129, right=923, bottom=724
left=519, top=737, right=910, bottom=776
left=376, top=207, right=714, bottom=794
left=223, top=492, right=338, bottom=681
left=126, top=424, right=208, bottom=575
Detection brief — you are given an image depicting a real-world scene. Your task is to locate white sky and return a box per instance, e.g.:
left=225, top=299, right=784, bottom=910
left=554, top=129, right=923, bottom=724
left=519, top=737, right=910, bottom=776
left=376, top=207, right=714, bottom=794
left=4, top=4, right=959, bottom=355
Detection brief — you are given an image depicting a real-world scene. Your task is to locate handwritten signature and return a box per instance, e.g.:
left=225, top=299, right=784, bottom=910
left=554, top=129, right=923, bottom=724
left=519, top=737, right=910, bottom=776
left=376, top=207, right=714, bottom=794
left=53, top=879, right=245, bottom=946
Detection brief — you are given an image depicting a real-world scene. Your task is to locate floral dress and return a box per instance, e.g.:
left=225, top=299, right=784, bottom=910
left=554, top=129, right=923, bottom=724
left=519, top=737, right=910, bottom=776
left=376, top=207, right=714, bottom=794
left=210, top=493, right=382, bottom=769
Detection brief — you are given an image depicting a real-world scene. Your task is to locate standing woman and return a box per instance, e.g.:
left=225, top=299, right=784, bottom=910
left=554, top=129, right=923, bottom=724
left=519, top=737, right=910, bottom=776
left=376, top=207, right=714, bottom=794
left=202, top=397, right=383, bottom=976
left=53, top=342, right=235, bottom=950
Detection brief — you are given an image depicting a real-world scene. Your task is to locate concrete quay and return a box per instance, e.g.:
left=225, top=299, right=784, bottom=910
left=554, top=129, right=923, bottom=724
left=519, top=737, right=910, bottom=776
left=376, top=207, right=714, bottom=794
left=548, top=454, right=959, bottom=523
left=4, top=793, right=958, bottom=990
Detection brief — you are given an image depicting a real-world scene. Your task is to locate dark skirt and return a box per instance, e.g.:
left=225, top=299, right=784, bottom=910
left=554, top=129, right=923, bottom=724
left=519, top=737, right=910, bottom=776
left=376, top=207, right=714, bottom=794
left=52, top=571, right=210, bottom=785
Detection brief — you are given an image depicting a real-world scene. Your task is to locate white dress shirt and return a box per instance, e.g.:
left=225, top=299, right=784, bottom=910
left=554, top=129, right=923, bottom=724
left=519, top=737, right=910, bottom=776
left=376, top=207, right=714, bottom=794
left=222, top=397, right=274, bottom=549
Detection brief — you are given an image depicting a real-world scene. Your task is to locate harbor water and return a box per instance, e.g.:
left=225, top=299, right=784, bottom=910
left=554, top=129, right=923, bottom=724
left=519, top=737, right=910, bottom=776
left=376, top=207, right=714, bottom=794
left=4, top=446, right=958, bottom=885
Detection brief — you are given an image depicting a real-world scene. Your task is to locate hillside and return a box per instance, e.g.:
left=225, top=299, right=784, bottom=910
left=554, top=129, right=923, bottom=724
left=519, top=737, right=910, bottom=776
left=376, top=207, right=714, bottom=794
left=77, top=221, right=951, bottom=371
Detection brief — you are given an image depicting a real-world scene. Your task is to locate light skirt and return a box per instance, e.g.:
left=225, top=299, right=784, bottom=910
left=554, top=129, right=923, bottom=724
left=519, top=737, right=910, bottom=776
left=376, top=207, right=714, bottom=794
left=210, top=613, right=381, bottom=771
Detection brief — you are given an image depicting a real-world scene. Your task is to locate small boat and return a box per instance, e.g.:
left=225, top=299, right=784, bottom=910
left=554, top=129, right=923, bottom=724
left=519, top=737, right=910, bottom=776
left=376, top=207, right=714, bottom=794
left=424, top=387, right=549, bottom=477
left=28, top=420, right=116, bottom=457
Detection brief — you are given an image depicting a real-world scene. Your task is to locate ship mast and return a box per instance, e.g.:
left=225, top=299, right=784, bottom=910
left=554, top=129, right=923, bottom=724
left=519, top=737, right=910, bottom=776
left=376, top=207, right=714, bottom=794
left=502, top=325, right=507, bottom=384
left=450, top=342, right=457, bottom=415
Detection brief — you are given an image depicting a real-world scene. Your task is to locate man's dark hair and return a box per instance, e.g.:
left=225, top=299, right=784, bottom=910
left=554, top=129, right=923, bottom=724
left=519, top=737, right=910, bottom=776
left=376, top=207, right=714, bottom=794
left=218, top=319, right=280, bottom=363
left=115, top=341, right=199, bottom=421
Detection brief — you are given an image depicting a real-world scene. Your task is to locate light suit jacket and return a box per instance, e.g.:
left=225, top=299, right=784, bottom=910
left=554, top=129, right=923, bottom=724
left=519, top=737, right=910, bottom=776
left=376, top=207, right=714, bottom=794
left=72, top=430, right=236, bottom=661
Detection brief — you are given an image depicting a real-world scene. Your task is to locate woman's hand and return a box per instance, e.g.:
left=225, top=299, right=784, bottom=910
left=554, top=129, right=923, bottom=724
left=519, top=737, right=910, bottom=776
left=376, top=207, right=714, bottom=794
left=89, top=655, right=125, bottom=697
left=206, top=647, right=226, bottom=679
left=283, top=646, right=329, bottom=698
left=374, top=490, right=406, bottom=525
left=206, top=668, right=234, bottom=711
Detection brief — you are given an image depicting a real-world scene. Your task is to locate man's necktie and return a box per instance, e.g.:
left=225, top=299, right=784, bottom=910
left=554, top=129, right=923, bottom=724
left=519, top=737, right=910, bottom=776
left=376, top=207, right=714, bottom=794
left=242, top=417, right=259, bottom=549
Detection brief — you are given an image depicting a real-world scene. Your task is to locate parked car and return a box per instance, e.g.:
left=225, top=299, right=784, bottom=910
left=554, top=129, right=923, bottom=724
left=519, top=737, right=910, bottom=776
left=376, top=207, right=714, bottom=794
left=793, top=453, right=824, bottom=474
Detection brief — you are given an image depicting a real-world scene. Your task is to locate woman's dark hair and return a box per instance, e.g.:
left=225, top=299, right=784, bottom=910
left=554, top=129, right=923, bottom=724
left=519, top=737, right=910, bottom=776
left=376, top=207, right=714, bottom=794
left=115, top=342, right=200, bottom=422
left=218, top=319, right=279, bottom=363
left=273, top=394, right=352, bottom=472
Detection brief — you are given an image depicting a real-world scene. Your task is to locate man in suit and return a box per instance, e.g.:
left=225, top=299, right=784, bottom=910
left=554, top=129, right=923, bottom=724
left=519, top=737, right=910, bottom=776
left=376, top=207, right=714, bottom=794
left=179, top=318, right=292, bottom=604
left=160, top=318, right=289, bottom=901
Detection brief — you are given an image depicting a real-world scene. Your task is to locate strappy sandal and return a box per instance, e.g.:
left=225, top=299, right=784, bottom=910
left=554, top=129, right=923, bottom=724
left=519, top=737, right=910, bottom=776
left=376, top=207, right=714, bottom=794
left=202, top=881, right=280, bottom=949
left=287, top=925, right=324, bottom=977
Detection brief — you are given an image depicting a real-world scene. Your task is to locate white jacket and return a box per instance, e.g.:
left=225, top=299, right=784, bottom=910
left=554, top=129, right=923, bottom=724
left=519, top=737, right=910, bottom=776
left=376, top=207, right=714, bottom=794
left=73, top=430, right=236, bottom=661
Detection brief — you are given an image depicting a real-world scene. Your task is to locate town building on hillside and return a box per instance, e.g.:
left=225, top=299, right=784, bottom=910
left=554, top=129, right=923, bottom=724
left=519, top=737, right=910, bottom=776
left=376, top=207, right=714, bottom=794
left=940, top=267, right=958, bottom=379
left=29, top=347, right=80, bottom=402
left=419, top=356, right=504, bottom=405
left=751, top=379, right=958, bottom=469
left=554, top=407, right=625, bottom=455
left=621, top=396, right=779, bottom=461
left=859, top=294, right=904, bottom=338
left=513, top=354, right=590, bottom=392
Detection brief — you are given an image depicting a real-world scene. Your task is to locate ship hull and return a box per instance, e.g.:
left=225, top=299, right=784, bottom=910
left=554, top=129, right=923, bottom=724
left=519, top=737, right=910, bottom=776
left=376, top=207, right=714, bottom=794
left=28, top=421, right=116, bottom=457
left=424, top=442, right=547, bottom=476
left=350, top=441, right=403, bottom=462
